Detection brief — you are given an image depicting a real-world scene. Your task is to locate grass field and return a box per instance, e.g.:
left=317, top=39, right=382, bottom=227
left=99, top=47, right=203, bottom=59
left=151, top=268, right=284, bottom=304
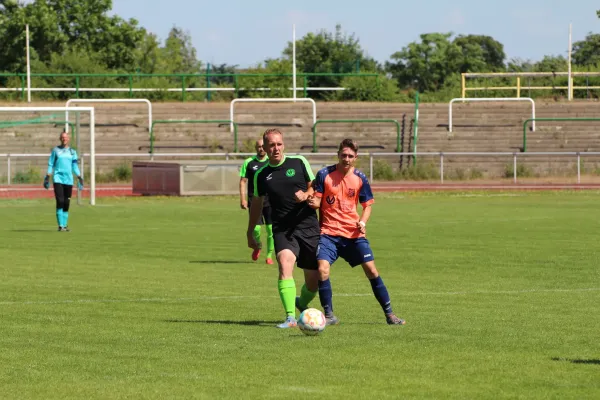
left=0, top=192, right=599, bottom=399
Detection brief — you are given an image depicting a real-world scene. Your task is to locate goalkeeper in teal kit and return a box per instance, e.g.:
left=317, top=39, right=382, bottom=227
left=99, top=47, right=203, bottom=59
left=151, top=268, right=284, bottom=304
left=44, top=131, right=84, bottom=231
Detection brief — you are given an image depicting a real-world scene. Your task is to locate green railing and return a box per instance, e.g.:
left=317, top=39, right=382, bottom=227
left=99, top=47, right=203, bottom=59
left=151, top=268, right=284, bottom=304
left=311, top=119, right=401, bottom=153
left=0, top=72, right=379, bottom=102
left=523, top=118, right=600, bottom=152
left=150, top=120, right=239, bottom=154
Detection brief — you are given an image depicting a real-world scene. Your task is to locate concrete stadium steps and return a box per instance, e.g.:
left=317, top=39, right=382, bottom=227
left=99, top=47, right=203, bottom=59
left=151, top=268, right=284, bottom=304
left=1, top=100, right=600, bottom=179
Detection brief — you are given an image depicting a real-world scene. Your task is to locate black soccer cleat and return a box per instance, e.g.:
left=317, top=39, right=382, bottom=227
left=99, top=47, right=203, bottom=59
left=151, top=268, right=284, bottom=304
left=386, top=313, right=406, bottom=325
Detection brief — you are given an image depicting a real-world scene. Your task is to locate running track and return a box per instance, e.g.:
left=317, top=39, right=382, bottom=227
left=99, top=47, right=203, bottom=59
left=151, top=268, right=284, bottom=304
left=3, top=182, right=600, bottom=199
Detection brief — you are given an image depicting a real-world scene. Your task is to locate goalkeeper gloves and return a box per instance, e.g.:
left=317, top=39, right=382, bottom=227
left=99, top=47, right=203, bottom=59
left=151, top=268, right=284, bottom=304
left=43, top=175, right=50, bottom=190
left=77, top=176, right=84, bottom=191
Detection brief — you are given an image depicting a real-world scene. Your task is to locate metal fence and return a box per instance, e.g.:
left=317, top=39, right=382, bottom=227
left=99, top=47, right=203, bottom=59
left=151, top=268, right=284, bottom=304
left=2, top=151, right=599, bottom=186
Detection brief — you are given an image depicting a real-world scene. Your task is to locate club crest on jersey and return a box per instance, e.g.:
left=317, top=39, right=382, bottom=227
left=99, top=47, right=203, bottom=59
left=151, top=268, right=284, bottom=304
left=347, top=188, right=356, bottom=198
left=326, top=196, right=335, bottom=205
left=286, top=169, right=295, bottom=177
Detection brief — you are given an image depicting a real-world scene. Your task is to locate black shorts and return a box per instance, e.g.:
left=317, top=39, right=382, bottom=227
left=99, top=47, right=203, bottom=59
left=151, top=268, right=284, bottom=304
left=273, top=225, right=319, bottom=270
left=248, top=197, right=272, bottom=225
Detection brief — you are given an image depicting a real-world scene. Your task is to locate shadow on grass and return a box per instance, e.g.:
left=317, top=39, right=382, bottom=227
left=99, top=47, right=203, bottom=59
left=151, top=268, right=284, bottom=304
left=11, top=229, right=57, bottom=233
left=551, top=357, right=600, bottom=365
left=165, top=319, right=280, bottom=327
left=189, top=260, right=250, bottom=264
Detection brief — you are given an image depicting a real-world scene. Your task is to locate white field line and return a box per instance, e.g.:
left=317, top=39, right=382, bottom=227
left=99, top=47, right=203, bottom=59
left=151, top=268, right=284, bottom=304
left=1, top=287, right=599, bottom=306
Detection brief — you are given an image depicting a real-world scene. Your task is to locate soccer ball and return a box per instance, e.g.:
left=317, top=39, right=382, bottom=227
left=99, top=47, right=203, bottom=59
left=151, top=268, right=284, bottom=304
left=298, top=308, right=326, bottom=336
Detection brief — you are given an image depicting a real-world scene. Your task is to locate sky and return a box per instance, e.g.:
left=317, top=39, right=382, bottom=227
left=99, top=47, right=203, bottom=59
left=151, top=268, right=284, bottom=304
left=110, top=0, right=600, bottom=67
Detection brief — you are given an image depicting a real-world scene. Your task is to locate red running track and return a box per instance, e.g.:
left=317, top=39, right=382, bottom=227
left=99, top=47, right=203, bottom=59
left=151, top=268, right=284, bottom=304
left=3, top=182, right=600, bottom=200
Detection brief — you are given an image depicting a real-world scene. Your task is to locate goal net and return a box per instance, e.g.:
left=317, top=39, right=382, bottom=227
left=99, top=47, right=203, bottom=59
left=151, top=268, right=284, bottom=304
left=0, top=106, right=96, bottom=205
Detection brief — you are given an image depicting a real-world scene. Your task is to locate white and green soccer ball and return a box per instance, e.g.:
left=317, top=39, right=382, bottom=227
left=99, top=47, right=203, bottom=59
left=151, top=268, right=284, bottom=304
left=298, top=308, right=326, bottom=336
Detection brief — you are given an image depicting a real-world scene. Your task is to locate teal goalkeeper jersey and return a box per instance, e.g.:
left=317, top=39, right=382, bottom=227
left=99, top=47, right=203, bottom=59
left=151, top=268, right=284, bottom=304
left=47, top=146, right=81, bottom=185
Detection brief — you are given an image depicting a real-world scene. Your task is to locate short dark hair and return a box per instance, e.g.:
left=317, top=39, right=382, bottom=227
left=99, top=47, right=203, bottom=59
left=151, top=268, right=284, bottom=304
left=338, top=138, right=358, bottom=154
left=263, top=128, right=283, bottom=144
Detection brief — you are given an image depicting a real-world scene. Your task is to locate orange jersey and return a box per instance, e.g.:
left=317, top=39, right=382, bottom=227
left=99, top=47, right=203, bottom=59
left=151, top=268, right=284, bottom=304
left=313, top=165, right=374, bottom=238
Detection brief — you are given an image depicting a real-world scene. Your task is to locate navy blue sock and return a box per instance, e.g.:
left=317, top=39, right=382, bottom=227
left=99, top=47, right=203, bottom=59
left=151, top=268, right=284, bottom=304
left=370, top=276, right=393, bottom=314
left=318, top=279, right=333, bottom=317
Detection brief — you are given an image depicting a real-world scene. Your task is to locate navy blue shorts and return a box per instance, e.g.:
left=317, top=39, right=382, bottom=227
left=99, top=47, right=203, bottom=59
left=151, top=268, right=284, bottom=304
left=317, top=234, right=375, bottom=267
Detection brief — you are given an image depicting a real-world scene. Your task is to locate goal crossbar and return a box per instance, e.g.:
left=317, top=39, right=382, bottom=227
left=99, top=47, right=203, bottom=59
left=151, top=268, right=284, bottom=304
left=0, top=106, right=96, bottom=205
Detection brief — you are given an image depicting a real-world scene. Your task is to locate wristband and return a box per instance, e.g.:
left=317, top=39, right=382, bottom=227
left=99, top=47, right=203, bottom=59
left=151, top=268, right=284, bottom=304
left=358, top=221, right=366, bottom=228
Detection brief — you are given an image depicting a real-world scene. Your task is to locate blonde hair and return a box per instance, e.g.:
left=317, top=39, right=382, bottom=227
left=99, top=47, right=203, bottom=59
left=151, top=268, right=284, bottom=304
left=263, top=128, right=283, bottom=144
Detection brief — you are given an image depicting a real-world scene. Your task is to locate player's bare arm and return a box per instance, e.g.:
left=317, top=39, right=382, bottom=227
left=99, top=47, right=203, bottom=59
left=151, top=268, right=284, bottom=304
left=357, top=204, right=372, bottom=234
left=246, top=195, right=264, bottom=249
left=294, top=181, right=315, bottom=203
left=239, top=177, right=248, bottom=209
left=307, top=194, right=321, bottom=209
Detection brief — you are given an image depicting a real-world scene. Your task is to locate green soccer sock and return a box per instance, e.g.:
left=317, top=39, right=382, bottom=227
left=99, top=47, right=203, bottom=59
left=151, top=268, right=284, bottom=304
left=278, top=279, right=296, bottom=317
left=56, top=209, right=63, bottom=227
left=297, top=284, right=318, bottom=310
left=253, top=225, right=261, bottom=245
left=265, top=224, right=274, bottom=258
left=62, top=211, right=69, bottom=227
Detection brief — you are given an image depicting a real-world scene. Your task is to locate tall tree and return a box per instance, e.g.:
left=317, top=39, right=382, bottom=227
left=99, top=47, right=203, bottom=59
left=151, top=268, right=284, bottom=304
left=534, top=55, right=568, bottom=72
left=280, top=24, right=379, bottom=99
left=0, top=0, right=146, bottom=72
left=572, top=34, right=600, bottom=67
left=386, top=32, right=506, bottom=93
left=158, top=26, right=202, bottom=74
left=453, top=34, right=506, bottom=72
left=386, top=33, right=462, bottom=92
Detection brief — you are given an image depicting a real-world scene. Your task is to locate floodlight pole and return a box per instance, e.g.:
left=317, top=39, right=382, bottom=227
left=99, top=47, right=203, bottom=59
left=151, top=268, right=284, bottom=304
left=26, top=24, right=31, bottom=103
left=293, top=24, right=297, bottom=101
left=568, top=23, right=573, bottom=101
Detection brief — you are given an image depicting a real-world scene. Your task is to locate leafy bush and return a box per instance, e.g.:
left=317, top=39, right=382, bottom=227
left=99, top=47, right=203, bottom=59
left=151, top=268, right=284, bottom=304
left=504, top=163, right=533, bottom=178
left=13, top=166, right=42, bottom=184
left=330, top=75, right=410, bottom=102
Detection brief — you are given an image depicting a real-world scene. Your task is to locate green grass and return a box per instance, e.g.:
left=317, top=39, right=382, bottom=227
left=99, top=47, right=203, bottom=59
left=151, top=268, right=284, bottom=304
left=0, top=192, right=599, bottom=399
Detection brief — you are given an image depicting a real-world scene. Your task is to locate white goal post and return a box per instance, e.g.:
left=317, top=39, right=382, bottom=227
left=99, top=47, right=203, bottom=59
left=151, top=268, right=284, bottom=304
left=448, top=97, right=536, bottom=132
left=0, top=106, right=97, bottom=205
left=64, top=98, right=152, bottom=132
left=229, top=98, right=317, bottom=132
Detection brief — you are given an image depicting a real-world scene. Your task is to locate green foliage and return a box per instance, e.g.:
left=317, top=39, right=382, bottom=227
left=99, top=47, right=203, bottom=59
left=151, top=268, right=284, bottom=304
left=281, top=24, right=380, bottom=100
left=96, top=163, right=132, bottom=183
left=386, top=33, right=506, bottom=93
left=2, top=1, right=600, bottom=102
left=398, top=162, right=440, bottom=180
left=446, top=167, right=484, bottom=180
left=572, top=33, right=600, bottom=67
left=13, top=165, right=42, bottom=183
left=113, top=163, right=132, bottom=181
left=372, top=159, right=397, bottom=180
left=504, top=163, right=534, bottom=178
left=329, top=75, right=410, bottom=102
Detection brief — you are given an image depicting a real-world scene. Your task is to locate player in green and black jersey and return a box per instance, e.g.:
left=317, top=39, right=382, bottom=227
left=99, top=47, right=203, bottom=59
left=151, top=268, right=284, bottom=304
left=239, top=139, right=274, bottom=264
left=247, top=129, right=320, bottom=328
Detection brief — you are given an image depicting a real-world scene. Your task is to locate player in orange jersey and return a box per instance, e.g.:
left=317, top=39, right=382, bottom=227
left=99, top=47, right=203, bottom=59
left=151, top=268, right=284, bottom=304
left=307, top=138, right=406, bottom=326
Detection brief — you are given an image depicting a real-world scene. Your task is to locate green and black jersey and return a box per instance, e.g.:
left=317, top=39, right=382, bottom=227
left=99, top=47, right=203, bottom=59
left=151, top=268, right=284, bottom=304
left=240, top=155, right=268, bottom=203
left=253, top=155, right=318, bottom=233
